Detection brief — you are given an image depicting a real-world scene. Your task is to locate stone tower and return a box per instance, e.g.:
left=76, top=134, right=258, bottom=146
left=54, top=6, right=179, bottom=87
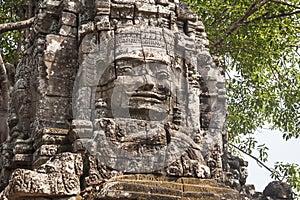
left=0, top=0, right=252, bottom=199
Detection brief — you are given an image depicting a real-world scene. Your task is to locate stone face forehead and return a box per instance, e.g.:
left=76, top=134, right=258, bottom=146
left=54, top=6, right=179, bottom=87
left=115, top=58, right=172, bottom=70
left=114, top=26, right=200, bottom=66
left=115, top=26, right=171, bottom=63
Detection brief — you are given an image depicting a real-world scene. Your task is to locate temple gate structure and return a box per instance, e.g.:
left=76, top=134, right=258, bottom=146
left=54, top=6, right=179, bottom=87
left=0, top=0, right=292, bottom=199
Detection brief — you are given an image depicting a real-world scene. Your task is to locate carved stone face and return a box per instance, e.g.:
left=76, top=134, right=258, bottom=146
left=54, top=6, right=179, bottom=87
left=96, top=27, right=184, bottom=123
left=109, top=58, right=179, bottom=122
left=90, top=31, right=194, bottom=173
left=74, top=26, right=215, bottom=174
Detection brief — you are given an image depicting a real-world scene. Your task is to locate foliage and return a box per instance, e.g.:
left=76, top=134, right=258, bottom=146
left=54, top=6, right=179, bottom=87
left=272, top=162, right=300, bottom=197
left=183, top=0, right=300, bottom=142
left=0, top=0, right=24, bottom=63
left=182, top=0, right=300, bottom=194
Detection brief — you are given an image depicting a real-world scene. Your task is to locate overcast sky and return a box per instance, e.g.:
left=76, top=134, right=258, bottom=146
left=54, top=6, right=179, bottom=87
left=246, top=129, right=300, bottom=192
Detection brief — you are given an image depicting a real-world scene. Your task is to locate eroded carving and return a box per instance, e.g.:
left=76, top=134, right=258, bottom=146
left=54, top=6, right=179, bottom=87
left=0, top=152, right=83, bottom=199
left=71, top=1, right=227, bottom=194
left=0, top=0, right=269, bottom=199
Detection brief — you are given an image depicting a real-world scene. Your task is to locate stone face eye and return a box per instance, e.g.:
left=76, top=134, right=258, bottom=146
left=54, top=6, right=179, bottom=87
left=119, top=67, right=133, bottom=76
left=156, top=70, right=169, bottom=80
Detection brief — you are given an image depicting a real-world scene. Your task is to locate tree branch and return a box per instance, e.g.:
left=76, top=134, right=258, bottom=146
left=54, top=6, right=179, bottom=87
left=247, top=10, right=300, bottom=22
left=213, top=0, right=271, bottom=49
left=229, top=143, right=280, bottom=180
left=0, top=17, right=34, bottom=35
left=265, top=10, right=300, bottom=19
left=270, top=0, right=300, bottom=9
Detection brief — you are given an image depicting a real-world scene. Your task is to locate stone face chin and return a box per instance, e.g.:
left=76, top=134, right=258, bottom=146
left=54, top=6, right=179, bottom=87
left=0, top=0, right=283, bottom=200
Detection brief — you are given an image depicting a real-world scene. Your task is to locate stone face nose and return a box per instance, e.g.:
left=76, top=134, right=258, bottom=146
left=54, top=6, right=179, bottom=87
left=141, top=74, right=155, bottom=91
left=142, top=83, right=154, bottom=91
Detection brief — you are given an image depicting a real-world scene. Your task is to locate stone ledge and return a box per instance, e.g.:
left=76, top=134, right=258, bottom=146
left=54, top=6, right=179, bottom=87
left=82, top=174, right=248, bottom=200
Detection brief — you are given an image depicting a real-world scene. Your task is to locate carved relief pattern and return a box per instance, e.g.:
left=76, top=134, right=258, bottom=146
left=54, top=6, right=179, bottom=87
left=0, top=0, right=255, bottom=199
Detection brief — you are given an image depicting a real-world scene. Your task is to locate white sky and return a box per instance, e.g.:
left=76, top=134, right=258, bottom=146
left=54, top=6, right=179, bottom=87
left=246, top=129, right=300, bottom=192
